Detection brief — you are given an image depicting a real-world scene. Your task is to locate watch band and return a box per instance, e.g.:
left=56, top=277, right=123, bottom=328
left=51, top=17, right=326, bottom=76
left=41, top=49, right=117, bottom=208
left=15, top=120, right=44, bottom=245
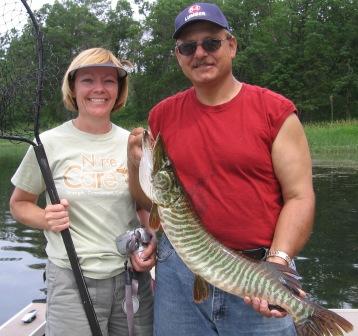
left=266, top=250, right=292, bottom=264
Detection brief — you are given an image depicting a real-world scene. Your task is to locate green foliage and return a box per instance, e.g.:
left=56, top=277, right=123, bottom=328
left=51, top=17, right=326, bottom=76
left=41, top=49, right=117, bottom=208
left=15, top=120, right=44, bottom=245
left=0, top=141, right=28, bottom=158
left=126, top=0, right=193, bottom=120
left=228, top=0, right=358, bottom=122
left=304, top=119, right=358, bottom=163
left=34, top=0, right=112, bottom=124
left=1, top=0, right=357, bottom=126
left=106, top=0, right=141, bottom=59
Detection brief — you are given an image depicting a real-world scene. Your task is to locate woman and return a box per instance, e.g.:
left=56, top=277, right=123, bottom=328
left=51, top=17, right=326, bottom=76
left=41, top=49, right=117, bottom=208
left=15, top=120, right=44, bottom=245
left=9, top=48, right=155, bottom=336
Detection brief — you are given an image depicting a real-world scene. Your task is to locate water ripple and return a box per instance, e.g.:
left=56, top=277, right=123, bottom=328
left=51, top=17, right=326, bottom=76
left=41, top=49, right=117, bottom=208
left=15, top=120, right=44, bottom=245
left=0, top=231, right=18, bottom=241
left=0, top=257, right=22, bottom=261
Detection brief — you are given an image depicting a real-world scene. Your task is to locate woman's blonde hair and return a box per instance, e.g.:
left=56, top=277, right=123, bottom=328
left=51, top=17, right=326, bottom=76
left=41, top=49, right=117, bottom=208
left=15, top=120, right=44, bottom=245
left=62, top=47, right=132, bottom=112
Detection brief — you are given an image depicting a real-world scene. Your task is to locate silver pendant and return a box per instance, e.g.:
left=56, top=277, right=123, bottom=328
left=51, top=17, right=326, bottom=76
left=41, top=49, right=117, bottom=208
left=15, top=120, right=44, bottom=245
left=122, top=296, right=140, bottom=314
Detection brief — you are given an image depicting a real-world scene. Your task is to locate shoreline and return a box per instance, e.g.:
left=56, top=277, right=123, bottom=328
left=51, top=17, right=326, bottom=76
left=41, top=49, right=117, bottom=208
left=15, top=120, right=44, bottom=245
left=312, top=159, right=358, bottom=169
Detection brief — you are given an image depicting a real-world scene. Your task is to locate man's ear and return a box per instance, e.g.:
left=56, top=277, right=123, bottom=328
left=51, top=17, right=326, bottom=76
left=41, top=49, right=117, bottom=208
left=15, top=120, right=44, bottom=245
left=229, top=36, right=238, bottom=58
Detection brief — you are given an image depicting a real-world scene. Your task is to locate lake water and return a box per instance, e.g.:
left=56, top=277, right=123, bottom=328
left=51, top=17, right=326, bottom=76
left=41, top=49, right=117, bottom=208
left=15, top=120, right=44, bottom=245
left=0, top=151, right=357, bottom=324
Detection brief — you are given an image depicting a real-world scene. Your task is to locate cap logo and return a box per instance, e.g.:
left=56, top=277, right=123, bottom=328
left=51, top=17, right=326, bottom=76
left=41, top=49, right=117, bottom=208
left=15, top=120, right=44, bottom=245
left=185, top=5, right=206, bottom=22
left=188, top=5, right=201, bottom=14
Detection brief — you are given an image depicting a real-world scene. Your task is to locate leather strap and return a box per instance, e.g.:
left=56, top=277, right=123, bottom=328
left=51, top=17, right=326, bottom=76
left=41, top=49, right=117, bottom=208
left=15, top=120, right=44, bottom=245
left=124, top=264, right=139, bottom=336
left=125, top=268, right=135, bottom=336
left=237, top=247, right=268, bottom=260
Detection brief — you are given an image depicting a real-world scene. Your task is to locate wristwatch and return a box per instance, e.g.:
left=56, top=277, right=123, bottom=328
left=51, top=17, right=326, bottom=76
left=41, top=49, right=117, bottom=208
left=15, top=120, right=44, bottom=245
left=266, top=250, right=292, bottom=264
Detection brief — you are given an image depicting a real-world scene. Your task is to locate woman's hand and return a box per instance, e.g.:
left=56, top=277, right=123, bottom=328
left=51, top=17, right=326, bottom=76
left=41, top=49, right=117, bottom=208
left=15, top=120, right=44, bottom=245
left=44, top=199, right=70, bottom=232
left=130, top=236, right=157, bottom=272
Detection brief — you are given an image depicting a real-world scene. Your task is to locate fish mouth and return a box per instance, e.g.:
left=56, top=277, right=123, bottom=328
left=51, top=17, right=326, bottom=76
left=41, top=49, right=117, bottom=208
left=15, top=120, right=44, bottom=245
left=142, top=130, right=152, bottom=147
left=139, top=130, right=154, bottom=201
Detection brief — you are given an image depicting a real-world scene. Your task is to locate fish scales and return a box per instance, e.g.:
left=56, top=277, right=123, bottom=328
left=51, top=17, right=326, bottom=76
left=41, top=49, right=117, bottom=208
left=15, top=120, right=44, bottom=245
left=155, top=166, right=305, bottom=314
left=139, top=131, right=353, bottom=335
left=160, top=193, right=302, bottom=315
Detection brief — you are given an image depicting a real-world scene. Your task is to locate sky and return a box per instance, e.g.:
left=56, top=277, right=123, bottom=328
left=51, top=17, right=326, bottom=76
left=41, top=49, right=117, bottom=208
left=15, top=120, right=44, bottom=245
left=30, top=0, right=142, bottom=17
left=31, top=0, right=55, bottom=10
left=31, top=0, right=120, bottom=10
left=0, top=0, right=144, bottom=34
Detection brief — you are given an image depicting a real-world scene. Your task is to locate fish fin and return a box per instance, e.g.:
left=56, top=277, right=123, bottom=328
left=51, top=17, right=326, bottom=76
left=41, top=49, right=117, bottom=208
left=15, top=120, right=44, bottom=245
left=269, top=262, right=301, bottom=279
left=193, top=275, right=209, bottom=303
left=295, top=302, right=353, bottom=336
left=149, top=204, right=161, bottom=231
left=268, top=262, right=303, bottom=296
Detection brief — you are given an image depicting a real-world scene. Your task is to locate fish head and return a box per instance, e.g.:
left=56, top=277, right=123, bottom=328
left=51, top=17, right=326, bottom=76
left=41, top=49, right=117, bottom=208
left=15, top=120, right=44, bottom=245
left=139, top=131, right=182, bottom=207
left=139, top=130, right=154, bottom=200
left=153, top=135, right=182, bottom=206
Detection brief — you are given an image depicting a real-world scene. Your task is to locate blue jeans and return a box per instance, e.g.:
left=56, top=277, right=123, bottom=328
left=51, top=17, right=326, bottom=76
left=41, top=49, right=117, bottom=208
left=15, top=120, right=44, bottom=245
left=154, top=234, right=297, bottom=336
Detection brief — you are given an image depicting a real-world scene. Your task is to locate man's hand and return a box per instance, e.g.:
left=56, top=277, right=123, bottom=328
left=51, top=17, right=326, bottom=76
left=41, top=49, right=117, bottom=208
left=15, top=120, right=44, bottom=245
left=243, top=296, right=288, bottom=318
left=244, top=258, right=305, bottom=318
left=127, top=128, right=154, bottom=211
left=128, top=127, right=145, bottom=169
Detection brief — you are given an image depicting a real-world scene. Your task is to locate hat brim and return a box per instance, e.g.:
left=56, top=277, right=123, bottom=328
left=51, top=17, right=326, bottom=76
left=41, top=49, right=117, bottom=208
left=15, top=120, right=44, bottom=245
left=173, top=19, right=228, bottom=39
left=69, top=62, right=127, bottom=79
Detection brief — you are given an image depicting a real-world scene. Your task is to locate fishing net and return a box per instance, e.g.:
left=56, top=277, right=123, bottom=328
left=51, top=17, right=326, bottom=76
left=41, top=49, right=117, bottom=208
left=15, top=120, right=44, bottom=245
left=0, top=0, right=62, bottom=144
left=0, top=0, right=37, bottom=142
left=0, top=2, right=102, bottom=334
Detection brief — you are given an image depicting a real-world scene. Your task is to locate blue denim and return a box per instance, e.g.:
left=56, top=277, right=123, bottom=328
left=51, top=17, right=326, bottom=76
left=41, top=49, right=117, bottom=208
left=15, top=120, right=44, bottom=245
left=154, top=234, right=297, bottom=336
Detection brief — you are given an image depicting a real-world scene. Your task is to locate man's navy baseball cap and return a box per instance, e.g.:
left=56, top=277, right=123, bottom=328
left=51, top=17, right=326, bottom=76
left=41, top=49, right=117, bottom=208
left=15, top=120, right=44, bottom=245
left=173, top=2, right=230, bottom=39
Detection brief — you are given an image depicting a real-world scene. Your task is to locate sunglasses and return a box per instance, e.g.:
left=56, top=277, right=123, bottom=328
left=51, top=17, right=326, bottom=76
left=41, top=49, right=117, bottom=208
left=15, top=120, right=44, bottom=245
left=176, top=37, right=231, bottom=56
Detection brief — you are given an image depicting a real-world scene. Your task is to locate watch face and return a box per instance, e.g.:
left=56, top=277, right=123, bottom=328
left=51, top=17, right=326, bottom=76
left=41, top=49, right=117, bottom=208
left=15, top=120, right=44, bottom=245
left=122, top=296, right=140, bottom=314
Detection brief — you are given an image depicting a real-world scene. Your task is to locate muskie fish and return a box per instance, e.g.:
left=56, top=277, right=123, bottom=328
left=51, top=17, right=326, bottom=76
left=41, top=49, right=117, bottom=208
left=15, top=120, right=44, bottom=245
left=139, top=130, right=353, bottom=336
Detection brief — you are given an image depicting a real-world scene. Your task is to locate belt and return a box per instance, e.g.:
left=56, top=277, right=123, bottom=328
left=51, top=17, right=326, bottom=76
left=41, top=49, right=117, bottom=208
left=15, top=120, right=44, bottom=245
left=236, top=247, right=268, bottom=260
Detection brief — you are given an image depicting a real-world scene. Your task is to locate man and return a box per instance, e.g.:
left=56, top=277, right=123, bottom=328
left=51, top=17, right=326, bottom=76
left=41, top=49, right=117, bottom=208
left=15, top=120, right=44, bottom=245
left=128, top=2, right=315, bottom=335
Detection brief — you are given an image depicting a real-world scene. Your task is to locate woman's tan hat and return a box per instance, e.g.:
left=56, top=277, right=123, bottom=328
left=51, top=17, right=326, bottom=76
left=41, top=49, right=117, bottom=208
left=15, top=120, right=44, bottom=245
left=68, top=62, right=127, bottom=79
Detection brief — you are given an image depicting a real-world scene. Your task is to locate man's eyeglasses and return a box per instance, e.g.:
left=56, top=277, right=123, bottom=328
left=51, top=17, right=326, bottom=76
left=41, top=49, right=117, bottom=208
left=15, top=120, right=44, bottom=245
left=176, top=37, right=231, bottom=56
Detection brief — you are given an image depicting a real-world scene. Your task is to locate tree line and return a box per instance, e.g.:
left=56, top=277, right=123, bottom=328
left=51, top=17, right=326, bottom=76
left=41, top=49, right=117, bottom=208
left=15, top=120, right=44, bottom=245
left=1, top=0, right=357, bottom=126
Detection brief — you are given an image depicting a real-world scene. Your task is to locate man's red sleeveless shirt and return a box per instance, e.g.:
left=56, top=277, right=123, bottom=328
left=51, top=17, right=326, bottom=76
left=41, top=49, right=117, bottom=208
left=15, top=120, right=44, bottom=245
left=149, top=83, right=296, bottom=250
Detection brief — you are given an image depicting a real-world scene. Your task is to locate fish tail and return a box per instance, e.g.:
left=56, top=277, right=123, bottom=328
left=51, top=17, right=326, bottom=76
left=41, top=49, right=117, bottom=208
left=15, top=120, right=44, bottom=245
left=296, top=303, right=353, bottom=336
